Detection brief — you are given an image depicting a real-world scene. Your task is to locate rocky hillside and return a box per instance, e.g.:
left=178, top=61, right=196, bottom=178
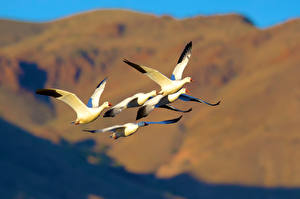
left=0, top=10, right=300, bottom=197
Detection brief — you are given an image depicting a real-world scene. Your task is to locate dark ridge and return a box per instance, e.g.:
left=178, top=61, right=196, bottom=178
left=36, top=89, right=62, bottom=98
left=241, top=15, right=255, bottom=26
left=74, top=68, right=81, bottom=83
left=77, top=49, right=95, bottom=66
left=1, top=118, right=300, bottom=199
left=177, top=41, right=192, bottom=64
left=117, top=23, right=126, bottom=36
left=123, top=59, right=147, bottom=73
left=18, top=61, right=47, bottom=92
left=18, top=61, right=52, bottom=104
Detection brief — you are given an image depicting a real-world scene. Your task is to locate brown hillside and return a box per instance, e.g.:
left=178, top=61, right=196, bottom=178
left=0, top=19, right=46, bottom=47
left=0, top=10, right=299, bottom=188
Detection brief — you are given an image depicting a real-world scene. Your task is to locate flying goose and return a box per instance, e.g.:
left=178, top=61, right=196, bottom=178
left=123, top=42, right=193, bottom=95
left=169, top=42, right=221, bottom=106
left=136, top=88, right=191, bottom=120
left=83, top=116, right=182, bottom=139
left=103, top=90, right=157, bottom=117
left=36, top=78, right=112, bottom=125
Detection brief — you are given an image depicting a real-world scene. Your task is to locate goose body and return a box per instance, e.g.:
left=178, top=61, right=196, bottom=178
left=36, top=78, right=112, bottom=124
left=137, top=88, right=191, bottom=120
left=83, top=116, right=182, bottom=139
left=103, top=90, right=157, bottom=117
left=123, top=42, right=193, bottom=95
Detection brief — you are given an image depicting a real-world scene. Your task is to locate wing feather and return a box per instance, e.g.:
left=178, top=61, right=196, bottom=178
left=178, top=94, right=221, bottom=106
left=172, top=41, right=192, bottom=80
left=123, top=59, right=172, bottom=88
left=83, top=125, right=125, bottom=133
left=145, top=115, right=183, bottom=125
left=36, top=88, right=88, bottom=117
left=87, top=77, right=107, bottom=108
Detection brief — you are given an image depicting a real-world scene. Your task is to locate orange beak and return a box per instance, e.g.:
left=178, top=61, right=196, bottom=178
left=190, top=78, right=193, bottom=82
left=108, top=102, right=112, bottom=107
left=112, top=134, right=117, bottom=139
left=186, top=88, right=190, bottom=94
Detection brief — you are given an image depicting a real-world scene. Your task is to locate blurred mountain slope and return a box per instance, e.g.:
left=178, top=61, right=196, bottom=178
left=0, top=10, right=299, bottom=188
left=0, top=19, right=47, bottom=47
left=1, top=118, right=300, bottom=199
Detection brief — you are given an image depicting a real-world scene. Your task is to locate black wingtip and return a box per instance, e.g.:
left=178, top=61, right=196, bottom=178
left=136, top=114, right=143, bottom=121
left=103, top=109, right=115, bottom=118
left=210, top=100, right=221, bottom=106
left=186, top=108, right=193, bottom=112
left=96, top=77, right=108, bottom=88
left=136, top=107, right=147, bottom=120
left=82, top=129, right=96, bottom=133
left=166, top=115, right=183, bottom=124
left=123, top=59, right=147, bottom=73
left=177, top=41, right=193, bottom=64
left=175, top=115, right=183, bottom=122
left=35, top=89, right=62, bottom=98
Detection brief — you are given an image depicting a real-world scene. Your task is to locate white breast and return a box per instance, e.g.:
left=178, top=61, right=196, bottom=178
left=124, top=123, right=139, bottom=136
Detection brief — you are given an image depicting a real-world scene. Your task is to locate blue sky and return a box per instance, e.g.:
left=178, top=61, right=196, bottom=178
left=0, top=0, right=299, bottom=28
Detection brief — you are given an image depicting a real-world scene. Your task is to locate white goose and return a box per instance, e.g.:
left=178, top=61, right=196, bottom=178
left=123, top=41, right=193, bottom=95
left=83, top=116, right=182, bottom=139
left=103, top=90, right=157, bottom=117
left=36, top=78, right=112, bottom=125
left=136, top=88, right=192, bottom=120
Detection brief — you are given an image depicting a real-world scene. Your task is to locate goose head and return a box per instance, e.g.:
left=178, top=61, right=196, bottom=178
left=103, top=101, right=112, bottom=108
left=183, top=76, right=192, bottom=83
left=180, top=88, right=189, bottom=94
left=111, top=133, right=118, bottom=139
left=71, top=120, right=81, bottom=125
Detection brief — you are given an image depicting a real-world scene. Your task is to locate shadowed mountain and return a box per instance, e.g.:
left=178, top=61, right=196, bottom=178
left=0, top=118, right=168, bottom=199
left=0, top=10, right=300, bottom=192
left=1, top=118, right=300, bottom=199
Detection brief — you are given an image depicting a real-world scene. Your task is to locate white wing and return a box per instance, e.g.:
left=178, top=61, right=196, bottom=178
left=172, top=41, right=192, bottom=80
left=114, top=94, right=140, bottom=108
left=36, top=88, right=88, bottom=118
left=83, top=125, right=125, bottom=133
left=123, top=59, right=172, bottom=88
left=87, top=78, right=107, bottom=108
left=144, top=95, right=164, bottom=106
left=103, top=93, right=143, bottom=117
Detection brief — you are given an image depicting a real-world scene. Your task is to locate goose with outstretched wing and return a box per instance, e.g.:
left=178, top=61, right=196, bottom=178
left=136, top=88, right=192, bottom=120
left=123, top=42, right=193, bottom=95
left=103, top=90, right=157, bottom=117
left=83, top=116, right=182, bottom=139
left=36, top=77, right=112, bottom=124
